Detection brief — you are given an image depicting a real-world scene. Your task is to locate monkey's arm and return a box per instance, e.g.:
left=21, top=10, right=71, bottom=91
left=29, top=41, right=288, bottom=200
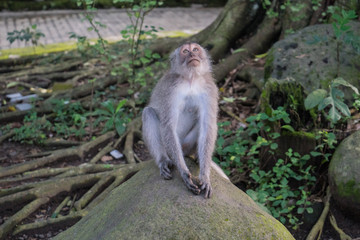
left=197, top=93, right=218, bottom=198
left=160, top=114, right=201, bottom=194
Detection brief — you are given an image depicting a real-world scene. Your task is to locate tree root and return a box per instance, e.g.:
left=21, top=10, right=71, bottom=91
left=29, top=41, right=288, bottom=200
left=123, top=117, right=142, bottom=164
left=12, top=211, right=85, bottom=237
left=306, top=186, right=331, bottom=240
left=0, top=197, right=50, bottom=239
left=0, top=161, right=151, bottom=239
left=214, top=16, right=282, bottom=82
left=0, top=130, right=15, bottom=144
left=90, top=130, right=128, bottom=164
left=1, top=60, right=83, bottom=80
left=0, top=131, right=116, bottom=179
left=329, top=213, right=352, bottom=240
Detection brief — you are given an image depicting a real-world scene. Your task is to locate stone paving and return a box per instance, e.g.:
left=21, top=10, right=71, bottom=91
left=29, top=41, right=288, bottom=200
left=0, top=6, right=221, bottom=50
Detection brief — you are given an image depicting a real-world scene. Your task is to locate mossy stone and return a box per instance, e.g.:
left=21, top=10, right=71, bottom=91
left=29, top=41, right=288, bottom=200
left=329, top=130, right=360, bottom=217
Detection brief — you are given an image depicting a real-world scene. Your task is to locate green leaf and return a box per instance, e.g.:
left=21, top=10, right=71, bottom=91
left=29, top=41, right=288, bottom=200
left=144, top=49, right=152, bottom=58
left=152, top=53, right=161, bottom=59
left=306, top=207, right=314, bottom=214
left=233, top=48, right=246, bottom=54
left=223, top=97, right=235, bottom=103
left=281, top=125, right=295, bottom=133
left=115, top=99, right=127, bottom=113
left=304, top=89, right=327, bottom=110
left=310, top=151, right=322, bottom=157
left=6, top=81, right=20, bottom=88
left=332, top=77, right=359, bottom=94
left=270, top=143, right=278, bottom=150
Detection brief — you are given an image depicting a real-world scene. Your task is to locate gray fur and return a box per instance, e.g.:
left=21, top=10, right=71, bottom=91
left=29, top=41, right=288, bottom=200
left=142, top=43, right=220, bottom=198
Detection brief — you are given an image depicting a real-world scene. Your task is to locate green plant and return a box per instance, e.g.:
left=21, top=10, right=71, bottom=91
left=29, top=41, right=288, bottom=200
left=7, top=24, right=45, bottom=51
left=75, top=0, right=116, bottom=63
left=92, top=99, right=130, bottom=135
left=310, top=130, right=337, bottom=164
left=247, top=148, right=315, bottom=227
left=214, top=107, right=323, bottom=228
left=331, top=8, right=360, bottom=53
left=115, top=0, right=163, bottom=93
left=51, top=99, right=87, bottom=139
left=12, top=112, right=52, bottom=144
left=304, top=77, right=359, bottom=124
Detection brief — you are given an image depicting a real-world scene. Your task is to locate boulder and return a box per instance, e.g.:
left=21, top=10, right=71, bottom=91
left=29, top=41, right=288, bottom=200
left=54, top=160, right=294, bottom=240
left=262, top=22, right=360, bottom=114
left=265, top=22, right=360, bottom=95
left=329, top=130, right=360, bottom=218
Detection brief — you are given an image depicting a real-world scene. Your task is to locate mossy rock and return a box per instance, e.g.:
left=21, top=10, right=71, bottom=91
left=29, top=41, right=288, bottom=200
left=329, top=130, right=360, bottom=218
left=54, top=160, right=294, bottom=240
left=264, top=22, right=360, bottom=101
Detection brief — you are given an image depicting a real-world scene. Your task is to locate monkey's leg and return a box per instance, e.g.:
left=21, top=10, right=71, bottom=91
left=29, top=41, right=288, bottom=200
left=142, top=107, right=173, bottom=179
left=181, top=124, right=199, bottom=156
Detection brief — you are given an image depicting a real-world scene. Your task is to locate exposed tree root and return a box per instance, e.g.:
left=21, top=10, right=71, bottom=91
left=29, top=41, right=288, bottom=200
left=306, top=186, right=331, bottom=240
left=0, top=131, right=116, bottom=179
left=90, top=130, right=128, bottom=164
left=214, top=16, right=282, bottom=82
left=1, top=60, right=83, bottom=80
left=0, top=161, right=151, bottom=239
left=123, top=117, right=142, bottom=164
left=329, top=213, right=352, bottom=240
left=12, top=211, right=85, bottom=237
left=0, top=197, right=50, bottom=239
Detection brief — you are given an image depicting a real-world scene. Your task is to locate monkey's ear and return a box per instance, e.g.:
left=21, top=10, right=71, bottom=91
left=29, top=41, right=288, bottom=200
left=169, top=49, right=178, bottom=65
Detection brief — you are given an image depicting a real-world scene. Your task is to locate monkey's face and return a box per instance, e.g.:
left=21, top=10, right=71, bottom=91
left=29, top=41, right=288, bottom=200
left=179, top=43, right=203, bottom=68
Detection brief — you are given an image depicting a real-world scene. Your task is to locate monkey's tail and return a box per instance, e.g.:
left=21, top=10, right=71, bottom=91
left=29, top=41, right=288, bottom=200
left=211, top=161, right=230, bottom=180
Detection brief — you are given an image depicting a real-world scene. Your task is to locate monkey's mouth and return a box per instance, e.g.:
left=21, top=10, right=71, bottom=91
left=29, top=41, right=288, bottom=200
left=187, top=58, right=200, bottom=65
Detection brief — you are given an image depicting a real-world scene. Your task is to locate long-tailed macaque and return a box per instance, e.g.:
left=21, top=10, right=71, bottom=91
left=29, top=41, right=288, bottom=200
left=142, top=42, right=221, bottom=198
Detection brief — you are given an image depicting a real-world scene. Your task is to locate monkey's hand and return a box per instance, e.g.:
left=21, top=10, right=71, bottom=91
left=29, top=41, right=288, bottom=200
left=199, top=176, right=212, bottom=199
left=181, top=172, right=201, bottom=195
left=160, top=161, right=173, bottom=180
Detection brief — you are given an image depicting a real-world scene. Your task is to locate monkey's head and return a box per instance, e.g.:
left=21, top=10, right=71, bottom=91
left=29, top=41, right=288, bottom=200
left=170, top=42, right=212, bottom=76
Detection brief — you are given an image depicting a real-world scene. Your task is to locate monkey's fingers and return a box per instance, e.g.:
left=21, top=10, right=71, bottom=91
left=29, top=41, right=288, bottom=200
left=200, top=182, right=213, bottom=199
left=182, top=173, right=201, bottom=195
left=160, top=164, right=172, bottom=180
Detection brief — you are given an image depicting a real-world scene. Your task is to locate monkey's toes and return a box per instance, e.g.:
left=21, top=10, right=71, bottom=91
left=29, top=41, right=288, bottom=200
left=160, top=164, right=172, bottom=180
left=201, top=183, right=213, bottom=198
left=183, top=173, right=201, bottom=195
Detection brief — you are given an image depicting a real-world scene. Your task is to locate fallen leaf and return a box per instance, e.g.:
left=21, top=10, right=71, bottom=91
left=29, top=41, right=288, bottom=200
left=101, top=155, right=113, bottom=162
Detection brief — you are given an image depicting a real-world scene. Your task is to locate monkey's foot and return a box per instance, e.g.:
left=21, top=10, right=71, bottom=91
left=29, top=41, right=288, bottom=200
left=160, top=162, right=173, bottom=180
left=199, top=179, right=213, bottom=199
left=182, top=172, right=201, bottom=195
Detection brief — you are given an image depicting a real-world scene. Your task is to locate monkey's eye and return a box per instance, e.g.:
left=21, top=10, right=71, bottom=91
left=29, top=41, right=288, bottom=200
left=193, top=47, right=199, bottom=52
left=183, top=49, right=189, bottom=54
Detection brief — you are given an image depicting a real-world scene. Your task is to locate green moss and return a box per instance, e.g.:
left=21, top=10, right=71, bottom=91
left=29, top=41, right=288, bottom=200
left=264, top=48, right=275, bottom=80
left=0, top=30, right=193, bottom=60
left=261, top=77, right=305, bottom=112
left=281, top=130, right=315, bottom=140
left=0, top=42, right=76, bottom=60
left=336, top=180, right=360, bottom=202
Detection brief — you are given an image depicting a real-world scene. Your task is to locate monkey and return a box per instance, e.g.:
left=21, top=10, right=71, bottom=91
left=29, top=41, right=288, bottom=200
left=142, top=42, right=223, bottom=198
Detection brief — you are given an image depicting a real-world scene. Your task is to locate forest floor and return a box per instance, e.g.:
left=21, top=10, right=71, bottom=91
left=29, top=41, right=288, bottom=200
left=1, top=72, right=359, bottom=239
